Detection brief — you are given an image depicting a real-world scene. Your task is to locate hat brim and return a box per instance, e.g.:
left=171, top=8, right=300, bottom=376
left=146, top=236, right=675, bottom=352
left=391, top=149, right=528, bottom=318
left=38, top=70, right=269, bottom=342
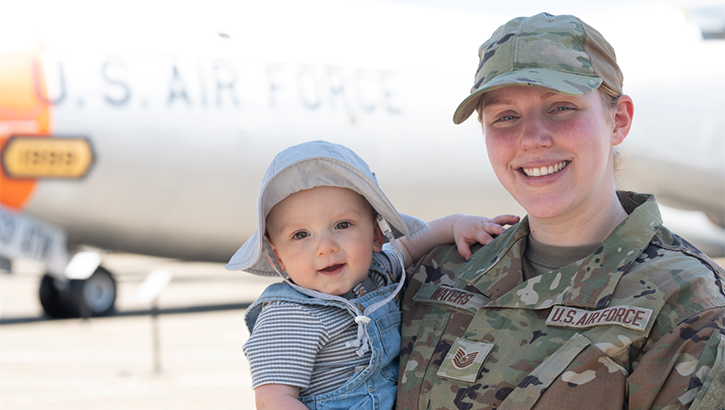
left=225, top=151, right=430, bottom=277
left=225, top=212, right=428, bottom=276
left=452, top=68, right=603, bottom=124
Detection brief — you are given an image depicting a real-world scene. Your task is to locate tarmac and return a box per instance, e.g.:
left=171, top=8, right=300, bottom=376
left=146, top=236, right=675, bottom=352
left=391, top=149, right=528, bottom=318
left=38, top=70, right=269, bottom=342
left=1, top=253, right=724, bottom=410
left=0, top=254, right=277, bottom=410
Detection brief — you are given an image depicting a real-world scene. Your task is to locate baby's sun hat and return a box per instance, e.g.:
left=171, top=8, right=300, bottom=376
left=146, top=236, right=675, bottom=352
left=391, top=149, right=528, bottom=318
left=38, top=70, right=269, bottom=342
left=225, top=139, right=429, bottom=275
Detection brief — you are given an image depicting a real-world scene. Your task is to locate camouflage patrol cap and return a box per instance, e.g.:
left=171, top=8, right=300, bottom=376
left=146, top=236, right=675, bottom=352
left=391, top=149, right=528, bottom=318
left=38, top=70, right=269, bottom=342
left=453, top=12, right=624, bottom=124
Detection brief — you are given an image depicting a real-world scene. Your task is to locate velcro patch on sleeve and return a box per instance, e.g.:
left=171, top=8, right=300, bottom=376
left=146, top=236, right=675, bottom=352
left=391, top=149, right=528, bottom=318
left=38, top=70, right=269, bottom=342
left=413, top=283, right=488, bottom=314
left=546, top=305, right=653, bottom=332
left=437, top=338, right=494, bottom=383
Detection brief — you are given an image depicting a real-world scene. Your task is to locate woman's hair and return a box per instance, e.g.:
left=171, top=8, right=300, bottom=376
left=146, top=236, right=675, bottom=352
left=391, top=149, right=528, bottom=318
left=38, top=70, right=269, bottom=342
left=597, top=84, right=623, bottom=175
left=599, top=83, right=621, bottom=111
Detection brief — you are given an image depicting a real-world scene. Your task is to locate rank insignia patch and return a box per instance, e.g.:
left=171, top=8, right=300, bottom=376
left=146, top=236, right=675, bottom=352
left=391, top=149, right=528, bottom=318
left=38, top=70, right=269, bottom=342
left=453, top=347, right=479, bottom=369
left=437, top=338, right=493, bottom=383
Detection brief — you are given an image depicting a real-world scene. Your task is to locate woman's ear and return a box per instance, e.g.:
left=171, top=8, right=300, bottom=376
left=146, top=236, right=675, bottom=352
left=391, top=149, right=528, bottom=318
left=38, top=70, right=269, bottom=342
left=611, top=95, right=634, bottom=146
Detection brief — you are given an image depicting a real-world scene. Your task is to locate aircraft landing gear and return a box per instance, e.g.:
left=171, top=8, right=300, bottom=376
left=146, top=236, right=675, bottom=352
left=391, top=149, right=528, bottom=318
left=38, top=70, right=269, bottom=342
left=39, top=266, right=117, bottom=318
left=39, top=274, right=65, bottom=318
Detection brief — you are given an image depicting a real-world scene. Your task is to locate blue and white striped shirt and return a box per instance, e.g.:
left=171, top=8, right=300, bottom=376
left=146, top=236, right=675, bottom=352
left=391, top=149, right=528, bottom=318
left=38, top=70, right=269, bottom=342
left=243, top=246, right=401, bottom=396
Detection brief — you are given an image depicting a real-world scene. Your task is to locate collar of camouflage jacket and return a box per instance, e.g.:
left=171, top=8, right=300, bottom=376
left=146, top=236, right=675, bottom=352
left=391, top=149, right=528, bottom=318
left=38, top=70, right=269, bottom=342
left=456, top=192, right=662, bottom=310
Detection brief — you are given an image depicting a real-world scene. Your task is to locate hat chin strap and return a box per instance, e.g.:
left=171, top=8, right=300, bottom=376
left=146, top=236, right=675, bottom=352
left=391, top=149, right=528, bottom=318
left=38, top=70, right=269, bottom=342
left=262, top=215, right=406, bottom=357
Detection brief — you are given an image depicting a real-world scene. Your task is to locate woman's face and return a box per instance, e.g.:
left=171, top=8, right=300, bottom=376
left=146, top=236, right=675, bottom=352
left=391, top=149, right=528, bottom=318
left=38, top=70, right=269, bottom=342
left=480, top=86, right=630, bottom=224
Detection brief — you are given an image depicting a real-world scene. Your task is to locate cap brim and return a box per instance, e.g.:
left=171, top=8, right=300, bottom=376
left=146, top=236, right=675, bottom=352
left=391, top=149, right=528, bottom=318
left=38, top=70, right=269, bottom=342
left=452, top=68, right=603, bottom=124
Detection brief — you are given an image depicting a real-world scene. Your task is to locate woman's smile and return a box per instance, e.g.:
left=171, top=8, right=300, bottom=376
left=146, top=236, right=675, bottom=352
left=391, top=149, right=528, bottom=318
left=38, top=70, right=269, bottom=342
left=520, top=160, right=570, bottom=177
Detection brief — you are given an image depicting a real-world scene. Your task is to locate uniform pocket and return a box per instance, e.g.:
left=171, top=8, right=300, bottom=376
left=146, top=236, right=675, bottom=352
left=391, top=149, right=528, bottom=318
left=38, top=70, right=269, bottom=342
left=397, top=313, right=451, bottom=409
left=499, top=333, right=630, bottom=410
left=400, top=313, right=450, bottom=383
left=498, top=333, right=592, bottom=410
left=397, top=312, right=451, bottom=410
left=690, top=332, right=725, bottom=409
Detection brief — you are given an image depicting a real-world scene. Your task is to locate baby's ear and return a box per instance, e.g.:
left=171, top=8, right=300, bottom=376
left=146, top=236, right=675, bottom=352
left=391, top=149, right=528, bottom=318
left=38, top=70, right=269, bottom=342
left=266, top=236, right=287, bottom=272
left=372, top=224, right=384, bottom=252
left=271, top=249, right=286, bottom=272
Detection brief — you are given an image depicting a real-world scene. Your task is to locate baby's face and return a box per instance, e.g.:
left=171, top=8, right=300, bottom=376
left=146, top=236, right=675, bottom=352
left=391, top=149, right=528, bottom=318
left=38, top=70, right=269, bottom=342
left=266, top=186, right=383, bottom=296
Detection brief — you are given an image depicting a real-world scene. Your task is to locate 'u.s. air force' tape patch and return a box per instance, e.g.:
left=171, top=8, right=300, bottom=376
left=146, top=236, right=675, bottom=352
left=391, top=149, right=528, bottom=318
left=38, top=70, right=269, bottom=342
left=546, top=305, right=653, bottom=332
left=413, top=284, right=488, bottom=314
left=437, top=338, right=494, bottom=383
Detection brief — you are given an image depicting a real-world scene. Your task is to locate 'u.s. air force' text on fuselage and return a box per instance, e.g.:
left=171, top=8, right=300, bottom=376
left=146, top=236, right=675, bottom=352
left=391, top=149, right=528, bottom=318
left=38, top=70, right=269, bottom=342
left=36, top=55, right=403, bottom=118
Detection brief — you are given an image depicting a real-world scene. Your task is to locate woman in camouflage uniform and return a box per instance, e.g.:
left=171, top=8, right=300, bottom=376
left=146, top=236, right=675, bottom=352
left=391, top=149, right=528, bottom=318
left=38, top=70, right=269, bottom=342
left=397, top=12, right=725, bottom=410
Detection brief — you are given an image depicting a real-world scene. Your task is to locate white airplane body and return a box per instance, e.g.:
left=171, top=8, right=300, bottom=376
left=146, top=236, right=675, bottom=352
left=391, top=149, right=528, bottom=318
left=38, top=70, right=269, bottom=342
left=0, top=0, right=723, bottom=317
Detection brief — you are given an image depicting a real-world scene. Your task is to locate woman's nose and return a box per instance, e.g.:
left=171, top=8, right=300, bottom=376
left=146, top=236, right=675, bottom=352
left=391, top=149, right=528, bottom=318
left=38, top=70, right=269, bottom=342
left=520, top=114, right=553, bottom=151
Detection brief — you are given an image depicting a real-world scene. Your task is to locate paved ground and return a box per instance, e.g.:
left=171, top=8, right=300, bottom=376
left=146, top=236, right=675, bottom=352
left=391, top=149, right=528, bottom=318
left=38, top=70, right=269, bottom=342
left=1, top=253, right=724, bottom=410
left=0, top=254, right=277, bottom=410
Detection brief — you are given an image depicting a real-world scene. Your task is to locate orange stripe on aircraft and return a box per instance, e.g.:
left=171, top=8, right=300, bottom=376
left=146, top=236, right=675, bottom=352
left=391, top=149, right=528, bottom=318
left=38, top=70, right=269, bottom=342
left=0, top=51, right=52, bottom=210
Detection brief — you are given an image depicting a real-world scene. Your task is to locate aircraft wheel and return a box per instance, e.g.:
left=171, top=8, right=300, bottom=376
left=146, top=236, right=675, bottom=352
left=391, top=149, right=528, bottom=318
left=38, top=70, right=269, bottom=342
left=39, top=274, right=67, bottom=318
left=68, top=267, right=117, bottom=317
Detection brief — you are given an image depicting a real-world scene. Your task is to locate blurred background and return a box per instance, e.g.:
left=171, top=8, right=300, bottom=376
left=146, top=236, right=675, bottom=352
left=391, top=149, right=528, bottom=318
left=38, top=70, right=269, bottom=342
left=1, top=0, right=723, bottom=408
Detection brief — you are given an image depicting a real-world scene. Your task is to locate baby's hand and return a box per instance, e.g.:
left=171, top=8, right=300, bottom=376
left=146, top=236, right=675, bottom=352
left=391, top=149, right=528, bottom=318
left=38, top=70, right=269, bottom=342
left=452, top=214, right=520, bottom=260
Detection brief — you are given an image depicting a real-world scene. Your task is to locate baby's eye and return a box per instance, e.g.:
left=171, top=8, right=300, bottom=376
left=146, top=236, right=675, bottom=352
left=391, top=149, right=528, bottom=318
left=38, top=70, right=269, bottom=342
left=292, top=231, right=309, bottom=240
left=336, top=221, right=351, bottom=230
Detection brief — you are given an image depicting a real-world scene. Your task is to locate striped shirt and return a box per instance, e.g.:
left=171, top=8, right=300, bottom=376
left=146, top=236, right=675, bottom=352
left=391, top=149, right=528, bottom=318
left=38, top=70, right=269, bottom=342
left=243, top=246, right=401, bottom=396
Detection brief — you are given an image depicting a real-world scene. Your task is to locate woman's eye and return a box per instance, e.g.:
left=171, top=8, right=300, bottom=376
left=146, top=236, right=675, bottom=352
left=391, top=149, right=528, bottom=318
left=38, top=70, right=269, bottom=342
left=336, top=222, right=351, bottom=230
left=554, top=106, right=572, bottom=112
left=292, top=231, right=309, bottom=240
left=497, top=114, right=516, bottom=122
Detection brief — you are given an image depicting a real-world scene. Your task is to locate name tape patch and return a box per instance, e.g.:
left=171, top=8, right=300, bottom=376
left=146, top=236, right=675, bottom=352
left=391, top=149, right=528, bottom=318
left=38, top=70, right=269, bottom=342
left=546, top=305, right=653, bottom=332
left=413, top=283, right=488, bottom=313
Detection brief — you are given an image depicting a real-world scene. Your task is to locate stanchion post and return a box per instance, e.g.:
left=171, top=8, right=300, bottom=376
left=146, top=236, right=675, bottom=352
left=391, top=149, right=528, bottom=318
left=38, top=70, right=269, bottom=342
left=135, top=269, right=173, bottom=374
left=151, top=299, right=161, bottom=373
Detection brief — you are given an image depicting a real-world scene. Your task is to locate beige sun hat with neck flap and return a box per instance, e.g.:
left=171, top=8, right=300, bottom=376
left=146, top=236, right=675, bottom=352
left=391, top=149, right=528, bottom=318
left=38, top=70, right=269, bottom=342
left=225, top=139, right=430, bottom=276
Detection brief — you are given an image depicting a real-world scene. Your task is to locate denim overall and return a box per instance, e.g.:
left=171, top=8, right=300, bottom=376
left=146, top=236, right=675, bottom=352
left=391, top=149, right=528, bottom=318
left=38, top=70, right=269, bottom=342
left=246, top=277, right=401, bottom=410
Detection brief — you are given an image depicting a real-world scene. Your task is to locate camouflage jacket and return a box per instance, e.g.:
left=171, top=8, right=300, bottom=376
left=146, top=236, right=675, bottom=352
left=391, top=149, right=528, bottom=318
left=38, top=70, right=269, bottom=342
left=397, top=192, right=725, bottom=410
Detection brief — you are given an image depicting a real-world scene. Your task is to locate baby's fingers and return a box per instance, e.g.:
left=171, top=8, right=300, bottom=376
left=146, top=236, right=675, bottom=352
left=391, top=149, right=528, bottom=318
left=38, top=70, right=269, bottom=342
left=455, top=237, right=474, bottom=260
left=455, top=230, right=496, bottom=260
left=490, top=214, right=520, bottom=227
left=480, top=222, right=506, bottom=237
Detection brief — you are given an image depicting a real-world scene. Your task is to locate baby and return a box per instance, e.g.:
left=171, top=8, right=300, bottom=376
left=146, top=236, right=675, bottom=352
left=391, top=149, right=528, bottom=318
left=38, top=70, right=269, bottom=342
left=226, top=140, right=517, bottom=410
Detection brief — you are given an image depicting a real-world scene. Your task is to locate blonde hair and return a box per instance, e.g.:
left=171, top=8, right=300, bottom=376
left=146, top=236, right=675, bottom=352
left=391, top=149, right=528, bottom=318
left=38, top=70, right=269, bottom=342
left=598, top=85, right=623, bottom=174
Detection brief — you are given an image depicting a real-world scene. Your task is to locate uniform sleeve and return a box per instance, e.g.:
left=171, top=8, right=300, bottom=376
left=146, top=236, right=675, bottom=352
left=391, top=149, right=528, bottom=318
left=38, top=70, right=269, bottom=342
left=627, top=306, right=725, bottom=409
left=242, top=301, right=327, bottom=390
